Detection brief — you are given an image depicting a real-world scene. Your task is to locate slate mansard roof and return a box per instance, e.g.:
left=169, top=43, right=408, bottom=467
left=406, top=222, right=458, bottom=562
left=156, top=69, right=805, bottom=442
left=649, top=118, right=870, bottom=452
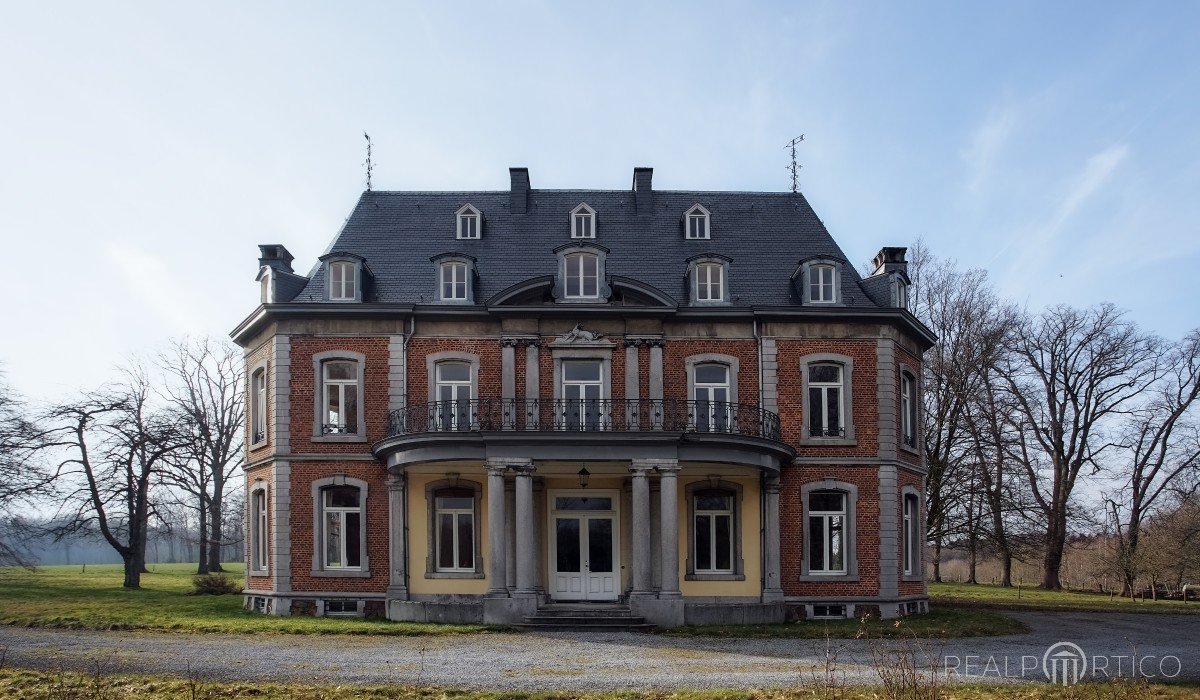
left=287, top=183, right=882, bottom=309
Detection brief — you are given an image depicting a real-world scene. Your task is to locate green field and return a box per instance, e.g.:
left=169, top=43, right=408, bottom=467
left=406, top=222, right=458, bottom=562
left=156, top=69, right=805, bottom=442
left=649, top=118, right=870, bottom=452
left=0, top=563, right=494, bottom=636
left=930, top=582, right=1200, bottom=614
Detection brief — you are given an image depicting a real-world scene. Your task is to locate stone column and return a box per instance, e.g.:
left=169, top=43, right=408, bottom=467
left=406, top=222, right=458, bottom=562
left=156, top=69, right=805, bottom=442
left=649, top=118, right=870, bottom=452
left=647, top=339, right=664, bottom=404
left=505, top=480, right=516, bottom=590
left=501, top=338, right=518, bottom=429
left=629, top=463, right=654, bottom=596
left=386, top=473, right=408, bottom=600
left=524, top=341, right=540, bottom=430
left=485, top=461, right=508, bottom=596
left=513, top=463, right=538, bottom=596
left=762, top=475, right=784, bottom=603
left=624, top=338, right=642, bottom=428
left=657, top=461, right=681, bottom=598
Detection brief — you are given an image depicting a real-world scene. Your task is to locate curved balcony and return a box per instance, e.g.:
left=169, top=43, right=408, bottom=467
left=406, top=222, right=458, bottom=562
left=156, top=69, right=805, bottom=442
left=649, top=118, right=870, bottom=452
left=374, top=398, right=793, bottom=471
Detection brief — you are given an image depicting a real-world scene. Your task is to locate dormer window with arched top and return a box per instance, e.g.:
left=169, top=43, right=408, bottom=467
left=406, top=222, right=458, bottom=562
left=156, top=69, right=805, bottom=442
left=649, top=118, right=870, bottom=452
left=686, top=254, right=731, bottom=305
left=320, top=253, right=367, bottom=303
left=257, top=266, right=274, bottom=304
left=793, top=257, right=844, bottom=306
left=552, top=242, right=610, bottom=303
left=456, top=204, right=481, bottom=240
left=570, top=203, right=596, bottom=239
left=685, top=204, right=710, bottom=240
left=430, top=253, right=477, bottom=304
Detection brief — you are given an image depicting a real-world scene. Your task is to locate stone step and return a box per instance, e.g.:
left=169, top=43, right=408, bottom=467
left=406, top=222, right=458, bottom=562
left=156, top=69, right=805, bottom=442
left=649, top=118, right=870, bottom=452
left=532, top=607, right=637, bottom=618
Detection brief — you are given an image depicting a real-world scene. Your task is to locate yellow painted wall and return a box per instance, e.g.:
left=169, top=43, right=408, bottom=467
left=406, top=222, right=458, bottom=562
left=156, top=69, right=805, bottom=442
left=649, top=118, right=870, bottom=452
left=678, top=476, right=762, bottom=598
left=406, top=472, right=490, bottom=596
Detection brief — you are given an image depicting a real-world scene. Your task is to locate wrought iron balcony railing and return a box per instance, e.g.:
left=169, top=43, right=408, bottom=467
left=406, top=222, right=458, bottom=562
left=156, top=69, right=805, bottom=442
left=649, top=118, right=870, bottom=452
left=385, top=398, right=782, bottom=442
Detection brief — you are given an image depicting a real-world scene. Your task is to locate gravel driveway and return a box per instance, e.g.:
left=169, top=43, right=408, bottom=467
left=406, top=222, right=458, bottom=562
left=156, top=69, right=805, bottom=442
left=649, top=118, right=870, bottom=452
left=1, top=612, right=1197, bottom=690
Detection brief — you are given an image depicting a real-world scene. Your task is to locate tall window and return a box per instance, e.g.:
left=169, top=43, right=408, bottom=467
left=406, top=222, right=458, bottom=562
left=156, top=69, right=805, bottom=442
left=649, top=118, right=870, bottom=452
left=808, top=363, right=843, bottom=437
left=808, top=490, right=847, bottom=575
left=434, top=361, right=472, bottom=430
left=322, top=361, right=359, bottom=434
left=903, top=493, right=920, bottom=576
left=686, top=206, right=710, bottom=239
left=259, top=268, right=272, bottom=304
left=434, top=488, right=475, bottom=572
left=329, top=261, right=356, bottom=301
left=251, top=489, right=268, bottom=571
left=564, top=252, right=599, bottom=299
left=901, top=372, right=917, bottom=448
left=693, top=490, right=734, bottom=573
left=440, top=262, right=468, bottom=301
left=571, top=205, right=595, bottom=238
left=322, top=485, right=361, bottom=569
left=809, top=264, right=835, bottom=303
left=251, top=368, right=267, bottom=444
left=896, top=279, right=909, bottom=309
left=457, top=206, right=480, bottom=239
left=693, top=364, right=730, bottom=432
left=695, top=262, right=724, bottom=302
left=561, top=360, right=602, bottom=430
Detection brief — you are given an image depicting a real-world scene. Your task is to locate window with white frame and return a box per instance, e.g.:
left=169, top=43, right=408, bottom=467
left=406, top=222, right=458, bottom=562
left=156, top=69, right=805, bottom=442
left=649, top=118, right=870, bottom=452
left=561, top=360, right=603, bottom=430
left=434, top=488, right=476, bottom=572
left=259, top=268, right=272, bottom=304
left=808, top=490, right=847, bottom=574
left=686, top=205, right=710, bottom=239
left=251, top=368, right=267, bottom=444
left=693, top=489, right=735, bottom=573
left=693, top=363, right=731, bottom=432
left=440, top=261, right=468, bottom=301
left=321, top=485, right=362, bottom=569
left=251, top=488, right=268, bottom=572
left=896, top=278, right=909, bottom=309
left=571, top=204, right=595, bottom=238
left=457, top=205, right=480, bottom=239
left=695, top=262, right=724, bottom=302
left=809, top=264, right=835, bottom=303
left=564, top=252, right=599, bottom=298
left=434, top=361, right=472, bottom=430
left=903, top=493, right=920, bottom=576
left=901, top=371, right=917, bottom=448
left=807, top=363, right=844, bottom=437
left=321, top=360, right=359, bottom=435
left=329, top=261, right=356, bottom=301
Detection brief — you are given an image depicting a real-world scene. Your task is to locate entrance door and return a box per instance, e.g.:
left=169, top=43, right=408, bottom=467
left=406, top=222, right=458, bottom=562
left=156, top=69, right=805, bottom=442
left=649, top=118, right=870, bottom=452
left=549, top=490, right=619, bottom=601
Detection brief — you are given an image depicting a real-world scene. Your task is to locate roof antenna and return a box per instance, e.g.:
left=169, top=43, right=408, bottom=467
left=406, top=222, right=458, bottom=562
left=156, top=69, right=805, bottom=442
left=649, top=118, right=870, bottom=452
left=363, top=132, right=374, bottom=191
left=784, top=134, right=804, bottom=194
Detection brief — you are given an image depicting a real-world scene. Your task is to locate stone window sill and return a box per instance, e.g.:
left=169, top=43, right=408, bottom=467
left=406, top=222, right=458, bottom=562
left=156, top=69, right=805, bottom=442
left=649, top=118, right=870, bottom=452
left=799, top=573, right=859, bottom=583
left=686, top=573, right=746, bottom=582
left=900, top=442, right=921, bottom=457
left=311, top=568, right=372, bottom=578
left=799, top=437, right=857, bottom=447
left=901, top=573, right=924, bottom=582
left=249, top=438, right=269, bottom=450
left=311, top=434, right=368, bottom=444
left=425, top=571, right=485, bottom=579
left=249, top=568, right=269, bottom=577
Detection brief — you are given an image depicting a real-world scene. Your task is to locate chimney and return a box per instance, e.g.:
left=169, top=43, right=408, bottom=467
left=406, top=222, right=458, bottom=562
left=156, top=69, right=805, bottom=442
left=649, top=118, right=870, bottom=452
left=633, top=167, right=653, bottom=217
left=258, top=244, right=294, bottom=274
left=509, top=167, right=530, bottom=214
left=871, top=246, right=908, bottom=277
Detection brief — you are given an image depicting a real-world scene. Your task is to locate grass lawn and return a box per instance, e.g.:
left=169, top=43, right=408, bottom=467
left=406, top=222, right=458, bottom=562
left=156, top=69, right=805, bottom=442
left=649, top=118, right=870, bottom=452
left=663, top=606, right=1028, bottom=639
left=1, top=669, right=1197, bottom=700
left=0, top=563, right=495, bottom=636
left=930, top=582, right=1200, bottom=614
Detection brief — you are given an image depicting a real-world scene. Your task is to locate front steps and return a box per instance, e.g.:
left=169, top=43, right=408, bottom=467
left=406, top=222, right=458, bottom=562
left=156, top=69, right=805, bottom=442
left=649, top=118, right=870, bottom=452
left=516, top=603, right=656, bottom=631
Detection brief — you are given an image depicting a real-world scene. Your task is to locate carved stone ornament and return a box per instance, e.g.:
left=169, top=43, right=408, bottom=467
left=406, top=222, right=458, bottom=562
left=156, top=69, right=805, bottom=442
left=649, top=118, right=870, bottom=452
left=559, top=323, right=604, bottom=342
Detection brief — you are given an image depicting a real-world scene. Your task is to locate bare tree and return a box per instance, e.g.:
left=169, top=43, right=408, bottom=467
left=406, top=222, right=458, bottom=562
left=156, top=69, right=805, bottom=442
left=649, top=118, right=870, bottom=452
left=1002, top=304, right=1163, bottom=590
left=159, top=337, right=245, bottom=573
left=0, top=365, right=54, bottom=567
left=1107, top=328, right=1200, bottom=595
left=47, top=365, right=185, bottom=588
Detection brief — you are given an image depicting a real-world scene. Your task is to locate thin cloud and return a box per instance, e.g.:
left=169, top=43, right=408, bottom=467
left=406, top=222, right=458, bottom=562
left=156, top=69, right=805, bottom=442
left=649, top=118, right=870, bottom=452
left=961, top=104, right=1018, bottom=195
left=103, top=242, right=203, bottom=334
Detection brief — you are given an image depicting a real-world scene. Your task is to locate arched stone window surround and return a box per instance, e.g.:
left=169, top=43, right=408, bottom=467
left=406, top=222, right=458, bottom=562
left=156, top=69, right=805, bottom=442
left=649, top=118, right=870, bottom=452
left=684, top=479, right=745, bottom=581
left=429, top=252, right=478, bottom=304
left=799, top=479, right=859, bottom=582
left=551, top=242, right=612, bottom=303
left=424, top=477, right=485, bottom=578
left=685, top=253, right=732, bottom=305
left=311, top=350, right=367, bottom=442
left=310, top=475, right=370, bottom=577
left=901, top=485, right=923, bottom=581
left=684, top=353, right=740, bottom=406
left=248, top=357, right=270, bottom=448
left=249, top=482, right=269, bottom=574
left=425, top=351, right=481, bottom=403
left=456, top=203, right=482, bottom=240
left=798, top=352, right=856, bottom=446
left=898, top=361, right=922, bottom=456
left=792, top=256, right=845, bottom=306
left=320, top=252, right=367, bottom=303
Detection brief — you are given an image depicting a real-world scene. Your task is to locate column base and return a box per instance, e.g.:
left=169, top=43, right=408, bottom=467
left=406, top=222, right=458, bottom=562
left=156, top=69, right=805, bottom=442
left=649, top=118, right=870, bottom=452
left=761, top=588, right=784, bottom=603
left=630, top=595, right=685, bottom=628
left=483, top=595, right=537, bottom=624
left=386, top=585, right=409, bottom=600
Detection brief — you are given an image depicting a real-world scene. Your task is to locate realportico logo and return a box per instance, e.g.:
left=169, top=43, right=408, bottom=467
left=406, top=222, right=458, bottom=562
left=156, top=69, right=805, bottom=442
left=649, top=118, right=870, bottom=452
left=943, top=641, right=1182, bottom=685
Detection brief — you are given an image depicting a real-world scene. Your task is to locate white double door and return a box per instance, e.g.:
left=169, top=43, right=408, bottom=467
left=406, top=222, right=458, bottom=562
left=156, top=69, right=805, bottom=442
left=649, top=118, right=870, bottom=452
left=548, top=490, right=619, bottom=601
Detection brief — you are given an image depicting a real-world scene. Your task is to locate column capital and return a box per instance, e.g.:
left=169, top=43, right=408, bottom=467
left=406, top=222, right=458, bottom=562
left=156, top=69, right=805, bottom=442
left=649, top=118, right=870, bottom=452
left=387, top=472, right=406, bottom=491
left=631, top=458, right=679, bottom=473
left=622, top=337, right=644, bottom=348
left=764, top=476, right=782, bottom=494
left=485, top=457, right=533, bottom=475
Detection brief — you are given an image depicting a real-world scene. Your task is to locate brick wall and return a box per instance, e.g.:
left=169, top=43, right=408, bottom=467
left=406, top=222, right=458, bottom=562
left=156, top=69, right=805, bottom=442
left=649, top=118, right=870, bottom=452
left=407, top=337, right=503, bottom=404
left=775, top=339, right=879, bottom=456
left=289, top=336, right=391, bottom=451
left=244, top=341, right=273, bottom=464
left=896, top=345, right=924, bottom=469
left=898, top=466, right=927, bottom=597
left=245, top=462, right=272, bottom=591
left=661, top=338, right=759, bottom=407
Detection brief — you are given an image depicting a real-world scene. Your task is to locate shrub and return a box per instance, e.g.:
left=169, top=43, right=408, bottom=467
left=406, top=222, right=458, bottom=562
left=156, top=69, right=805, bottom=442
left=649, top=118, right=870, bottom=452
left=190, top=573, right=242, bottom=596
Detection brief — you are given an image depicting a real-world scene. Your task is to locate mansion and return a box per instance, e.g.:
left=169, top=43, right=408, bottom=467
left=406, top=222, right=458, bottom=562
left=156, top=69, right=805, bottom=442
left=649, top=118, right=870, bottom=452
left=233, top=167, right=932, bottom=627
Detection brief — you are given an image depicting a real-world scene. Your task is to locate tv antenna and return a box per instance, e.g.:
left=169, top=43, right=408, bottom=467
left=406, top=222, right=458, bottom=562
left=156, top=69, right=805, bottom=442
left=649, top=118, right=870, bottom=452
left=363, top=132, right=374, bottom=191
left=784, top=134, right=804, bottom=193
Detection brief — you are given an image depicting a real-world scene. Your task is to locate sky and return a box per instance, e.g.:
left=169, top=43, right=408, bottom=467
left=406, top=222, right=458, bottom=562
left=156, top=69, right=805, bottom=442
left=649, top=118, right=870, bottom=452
left=1, top=1, right=1198, bottom=402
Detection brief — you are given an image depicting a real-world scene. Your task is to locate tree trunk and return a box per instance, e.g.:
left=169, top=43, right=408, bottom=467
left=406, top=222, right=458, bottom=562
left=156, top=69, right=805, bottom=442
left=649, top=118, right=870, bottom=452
left=208, top=491, right=224, bottom=573
left=1042, top=514, right=1065, bottom=590
left=197, top=497, right=209, bottom=574
left=122, top=552, right=141, bottom=588
left=1000, top=550, right=1013, bottom=588
left=932, top=537, right=943, bottom=583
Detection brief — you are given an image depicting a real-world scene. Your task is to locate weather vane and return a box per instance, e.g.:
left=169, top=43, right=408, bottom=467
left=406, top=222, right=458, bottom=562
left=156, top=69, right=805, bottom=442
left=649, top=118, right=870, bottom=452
left=784, top=134, right=804, bottom=194
left=363, top=132, right=374, bottom=191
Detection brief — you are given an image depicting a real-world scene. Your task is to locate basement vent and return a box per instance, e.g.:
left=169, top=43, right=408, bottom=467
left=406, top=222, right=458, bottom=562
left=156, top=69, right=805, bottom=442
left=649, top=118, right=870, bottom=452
left=252, top=597, right=267, bottom=613
left=810, top=604, right=847, bottom=619
left=324, top=599, right=359, bottom=616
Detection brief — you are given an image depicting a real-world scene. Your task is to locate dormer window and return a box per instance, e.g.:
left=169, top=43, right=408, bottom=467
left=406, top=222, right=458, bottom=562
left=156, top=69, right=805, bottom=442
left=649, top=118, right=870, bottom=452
left=553, top=243, right=610, bottom=303
left=329, top=261, right=356, bottom=301
left=258, top=266, right=273, bottom=304
left=810, top=265, right=835, bottom=303
left=441, top=262, right=468, bottom=301
left=685, top=204, right=710, bottom=240
left=320, top=253, right=367, bottom=303
left=696, top=263, right=723, bottom=301
left=456, top=204, right=481, bottom=240
left=794, top=257, right=843, bottom=306
left=571, top=204, right=596, bottom=239
left=565, top=252, right=599, bottom=298
left=896, top=278, right=909, bottom=309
